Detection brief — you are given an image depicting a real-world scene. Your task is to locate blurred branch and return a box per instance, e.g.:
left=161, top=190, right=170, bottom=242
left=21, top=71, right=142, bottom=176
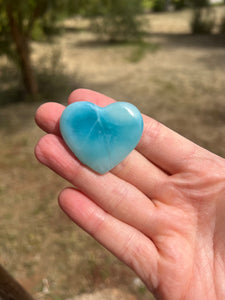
left=0, top=264, right=34, bottom=300
left=6, top=3, right=38, bottom=96
left=26, top=1, right=46, bottom=37
left=6, top=4, right=23, bottom=52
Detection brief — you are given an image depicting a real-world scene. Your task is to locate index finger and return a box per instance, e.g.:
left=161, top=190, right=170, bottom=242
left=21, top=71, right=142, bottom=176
left=68, top=89, right=207, bottom=174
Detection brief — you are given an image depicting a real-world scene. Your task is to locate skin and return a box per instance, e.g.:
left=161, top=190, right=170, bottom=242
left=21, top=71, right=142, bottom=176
left=35, top=89, right=225, bottom=300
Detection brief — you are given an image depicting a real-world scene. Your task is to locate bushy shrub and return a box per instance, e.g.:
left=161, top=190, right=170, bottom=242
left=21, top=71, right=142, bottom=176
left=172, top=0, right=188, bottom=10
left=150, top=0, right=189, bottom=12
left=151, top=0, right=166, bottom=12
left=190, top=0, right=210, bottom=8
left=142, top=0, right=153, bottom=11
left=88, top=0, right=143, bottom=42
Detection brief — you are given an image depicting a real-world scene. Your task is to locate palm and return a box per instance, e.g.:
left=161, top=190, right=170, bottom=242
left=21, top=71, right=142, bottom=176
left=35, top=89, right=225, bottom=300
left=150, top=165, right=225, bottom=299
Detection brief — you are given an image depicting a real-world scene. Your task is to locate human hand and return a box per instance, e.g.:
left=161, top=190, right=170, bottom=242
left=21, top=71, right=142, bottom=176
left=35, top=89, right=225, bottom=300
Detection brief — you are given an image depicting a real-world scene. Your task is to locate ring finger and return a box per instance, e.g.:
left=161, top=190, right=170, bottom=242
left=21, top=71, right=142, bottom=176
left=35, top=133, right=161, bottom=237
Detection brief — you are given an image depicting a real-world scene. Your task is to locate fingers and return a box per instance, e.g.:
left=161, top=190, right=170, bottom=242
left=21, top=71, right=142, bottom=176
left=68, top=88, right=115, bottom=106
left=35, top=102, right=65, bottom=135
left=68, top=89, right=206, bottom=174
left=59, top=187, right=158, bottom=290
left=34, top=90, right=115, bottom=137
left=35, top=99, right=168, bottom=199
left=35, top=134, right=159, bottom=237
left=137, top=116, right=201, bottom=174
left=112, top=150, right=167, bottom=198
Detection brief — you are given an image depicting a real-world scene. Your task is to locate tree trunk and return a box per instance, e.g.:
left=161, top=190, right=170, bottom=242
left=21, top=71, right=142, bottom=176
left=17, top=38, right=39, bottom=98
left=0, top=264, right=34, bottom=300
left=6, top=6, right=38, bottom=98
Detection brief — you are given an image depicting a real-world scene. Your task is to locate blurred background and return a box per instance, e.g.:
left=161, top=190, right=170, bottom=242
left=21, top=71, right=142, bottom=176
left=0, top=0, right=225, bottom=299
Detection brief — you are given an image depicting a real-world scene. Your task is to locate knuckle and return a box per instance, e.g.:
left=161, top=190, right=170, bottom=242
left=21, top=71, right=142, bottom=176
left=144, top=118, right=161, bottom=142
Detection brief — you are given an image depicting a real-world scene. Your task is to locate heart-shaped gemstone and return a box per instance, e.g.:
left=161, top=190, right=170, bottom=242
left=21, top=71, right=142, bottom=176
left=60, top=101, right=143, bottom=174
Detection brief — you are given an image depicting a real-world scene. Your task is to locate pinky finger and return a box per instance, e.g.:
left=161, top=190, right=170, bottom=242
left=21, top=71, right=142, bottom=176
left=58, top=188, right=159, bottom=291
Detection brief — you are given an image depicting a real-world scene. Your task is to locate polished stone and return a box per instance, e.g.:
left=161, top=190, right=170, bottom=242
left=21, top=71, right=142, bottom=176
left=60, top=101, right=143, bottom=174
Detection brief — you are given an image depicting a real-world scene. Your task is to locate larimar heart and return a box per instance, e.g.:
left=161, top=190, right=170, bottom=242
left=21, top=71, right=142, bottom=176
left=60, top=101, right=143, bottom=174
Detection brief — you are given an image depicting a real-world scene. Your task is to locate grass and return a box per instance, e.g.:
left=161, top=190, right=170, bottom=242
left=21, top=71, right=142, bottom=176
left=127, top=41, right=160, bottom=63
left=0, top=7, right=225, bottom=300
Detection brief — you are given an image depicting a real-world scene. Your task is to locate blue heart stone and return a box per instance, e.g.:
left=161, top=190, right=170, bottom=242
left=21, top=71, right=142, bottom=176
left=60, top=101, right=143, bottom=174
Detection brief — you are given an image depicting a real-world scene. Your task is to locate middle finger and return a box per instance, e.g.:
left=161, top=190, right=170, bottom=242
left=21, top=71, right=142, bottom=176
left=35, top=133, right=159, bottom=237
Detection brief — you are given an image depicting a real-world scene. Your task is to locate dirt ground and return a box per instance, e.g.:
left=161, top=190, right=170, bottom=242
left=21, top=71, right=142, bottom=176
left=0, top=7, right=225, bottom=300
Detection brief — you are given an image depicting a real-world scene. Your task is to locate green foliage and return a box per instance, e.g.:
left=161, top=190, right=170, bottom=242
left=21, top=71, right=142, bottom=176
left=0, top=0, right=48, bottom=37
left=0, top=2, right=14, bottom=60
left=188, top=0, right=210, bottom=8
left=0, top=0, right=82, bottom=97
left=142, top=0, right=154, bottom=10
left=0, top=0, right=145, bottom=97
left=172, top=0, right=188, bottom=10
left=0, top=0, right=80, bottom=55
left=81, top=0, right=143, bottom=42
left=151, top=0, right=166, bottom=12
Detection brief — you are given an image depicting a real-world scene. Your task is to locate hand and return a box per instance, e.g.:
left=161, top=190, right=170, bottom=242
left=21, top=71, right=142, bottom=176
left=35, top=89, right=225, bottom=300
